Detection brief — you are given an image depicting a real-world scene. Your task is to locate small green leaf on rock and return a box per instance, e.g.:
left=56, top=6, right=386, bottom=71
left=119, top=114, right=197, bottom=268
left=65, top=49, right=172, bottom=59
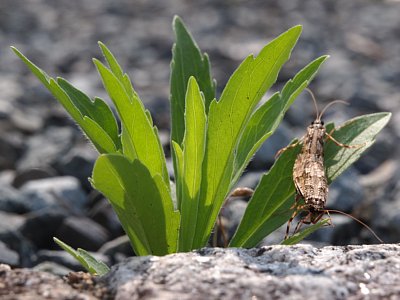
left=53, top=237, right=110, bottom=276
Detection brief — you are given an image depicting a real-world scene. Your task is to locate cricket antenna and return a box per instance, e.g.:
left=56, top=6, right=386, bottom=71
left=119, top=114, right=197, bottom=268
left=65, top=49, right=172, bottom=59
left=318, top=100, right=349, bottom=121
left=326, top=209, right=384, bottom=243
left=304, top=88, right=319, bottom=119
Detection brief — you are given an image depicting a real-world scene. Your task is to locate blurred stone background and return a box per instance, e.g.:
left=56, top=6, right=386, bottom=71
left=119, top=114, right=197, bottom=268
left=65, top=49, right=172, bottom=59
left=0, top=0, right=399, bottom=272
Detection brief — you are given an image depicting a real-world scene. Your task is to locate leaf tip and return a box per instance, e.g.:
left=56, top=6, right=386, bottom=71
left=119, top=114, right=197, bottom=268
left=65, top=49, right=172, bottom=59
left=172, top=15, right=183, bottom=28
left=187, top=75, right=197, bottom=86
left=10, top=46, right=23, bottom=58
left=92, top=58, right=103, bottom=69
left=290, top=24, right=303, bottom=35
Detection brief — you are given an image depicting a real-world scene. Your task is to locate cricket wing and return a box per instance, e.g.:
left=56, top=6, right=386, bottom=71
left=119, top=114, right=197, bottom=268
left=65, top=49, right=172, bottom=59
left=293, top=153, right=307, bottom=198
left=303, top=157, right=328, bottom=209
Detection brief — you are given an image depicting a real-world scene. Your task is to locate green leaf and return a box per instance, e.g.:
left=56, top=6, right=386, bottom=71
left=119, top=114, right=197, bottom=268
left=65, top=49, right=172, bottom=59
left=230, top=112, right=391, bottom=248
left=171, top=140, right=184, bottom=207
left=98, top=42, right=139, bottom=101
left=178, top=77, right=207, bottom=251
left=53, top=237, right=110, bottom=276
left=170, top=16, right=216, bottom=148
left=12, top=47, right=119, bottom=154
left=229, top=143, right=301, bottom=248
left=57, top=78, right=120, bottom=148
left=193, top=25, right=303, bottom=248
left=325, top=112, right=391, bottom=182
left=93, top=59, right=169, bottom=186
left=232, top=55, right=328, bottom=186
left=281, top=218, right=330, bottom=245
left=91, top=154, right=180, bottom=256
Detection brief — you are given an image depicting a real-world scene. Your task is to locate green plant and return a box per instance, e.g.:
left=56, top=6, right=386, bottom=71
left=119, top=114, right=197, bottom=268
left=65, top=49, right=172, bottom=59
left=12, top=16, right=390, bottom=274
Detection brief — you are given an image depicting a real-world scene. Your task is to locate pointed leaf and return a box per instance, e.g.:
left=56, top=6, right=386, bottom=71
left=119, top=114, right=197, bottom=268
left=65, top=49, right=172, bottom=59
left=229, top=143, right=300, bottom=247
left=325, top=112, right=391, bottom=182
left=170, top=16, right=216, bottom=148
left=98, top=42, right=138, bottom=101
left=77, top=248, right=111, bottom=276
left=179, top=77, right=207, bottom=251
left=233, top=56, right=328, bottom=184
left=53, top=237, right=110, bottom=276
left=91, top=154, right=180, bottom=255
left=94, top=59, right=169, bottom=185
left=12, top=47, right=118, bottom=154
left=57, top=78, right=120, bottom=148
left=193, top=26, right=303, bottom=248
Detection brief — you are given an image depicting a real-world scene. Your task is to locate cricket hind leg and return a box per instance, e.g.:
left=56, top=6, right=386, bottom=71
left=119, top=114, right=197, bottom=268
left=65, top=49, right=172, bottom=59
left=285, top=203, right=307, bottom=240
left=285, top=194, right=306, bottom=239
left=292, top=212, right=310, bottom=235
left=293, top=210, right=332, bottom=236
left=285, top=209, right=299, bottom=240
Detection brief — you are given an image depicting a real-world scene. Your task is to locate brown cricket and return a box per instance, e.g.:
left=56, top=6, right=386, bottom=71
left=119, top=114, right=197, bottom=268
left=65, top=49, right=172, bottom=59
left=280, top=89, right=383, bottom=242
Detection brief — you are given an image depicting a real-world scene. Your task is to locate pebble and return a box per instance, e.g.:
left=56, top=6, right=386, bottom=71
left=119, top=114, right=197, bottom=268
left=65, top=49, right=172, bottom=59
left=32, top=261, right=73, bottom=276
left=88, top=197, right=123, bottom=238
left=20, top=176, right=87, bottom=213
left=19, top=208, right=67, bottom=249
left=17, top=126, right=76, bottom=171
left=56, top=144, right=97, bottom=190
left=98, top=235, right=133, bottom=264
left=328, top=168, right=364, bottom=212
left=0, top=184, right=29, bottom=213
left=0, top=240, right=20, bottom=267
left=12, top=166, right=57, bottom=188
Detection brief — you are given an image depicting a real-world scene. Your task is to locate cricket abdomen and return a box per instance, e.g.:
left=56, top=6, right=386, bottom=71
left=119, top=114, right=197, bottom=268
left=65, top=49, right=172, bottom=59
left=293, top=152, right=328, bottom=210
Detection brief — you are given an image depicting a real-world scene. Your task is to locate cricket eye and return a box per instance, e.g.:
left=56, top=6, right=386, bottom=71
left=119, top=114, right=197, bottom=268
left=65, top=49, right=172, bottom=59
left=311, top=121, right=314, bottom=125
left=321, top=121, right=324, bottom=125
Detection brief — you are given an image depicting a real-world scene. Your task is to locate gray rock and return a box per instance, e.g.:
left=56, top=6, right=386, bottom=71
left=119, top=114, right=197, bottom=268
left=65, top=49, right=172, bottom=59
left=99, top=244, right=400, bottom=300
left=0, top=211, right=34, bottom=267
left=0, top=134, right=22, bottom=170
left=253, top=122, right=293, bottom=169
left=0, top=170, right=15, bottom=186
left=12, top=166, right=57, bottom=188
left=88, top=198, right=123, bottom=238
left=20, top=208, right=67, bottom=249
left=0, top=264, right=101, bottom=299
left=1, top=244, right=399, bottom=299
left=10, top=107, right=44, bottom=133
left=98, top=235, right=133, bottom=264
left=35, top=250, right=86, bottom=272
left=56, top=216, right=110, bottom=251
left=328, top=168, right=364, bottom=212
left=236, top=171, right=264, bottom=190
left=0, top=211, right=25, bottom=244
left=0, top=184, right=29, bottom=213
left=220, top=199, right=247, bottom=242
left=32, top=261, right=73, bottom=276
left=0, top=241, right=19, bottom=267
left=57, top=144, right=97, bottom=190
left=17, top=126, right=76, bottom=171
left=20, top=176, right=87, bottom=213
